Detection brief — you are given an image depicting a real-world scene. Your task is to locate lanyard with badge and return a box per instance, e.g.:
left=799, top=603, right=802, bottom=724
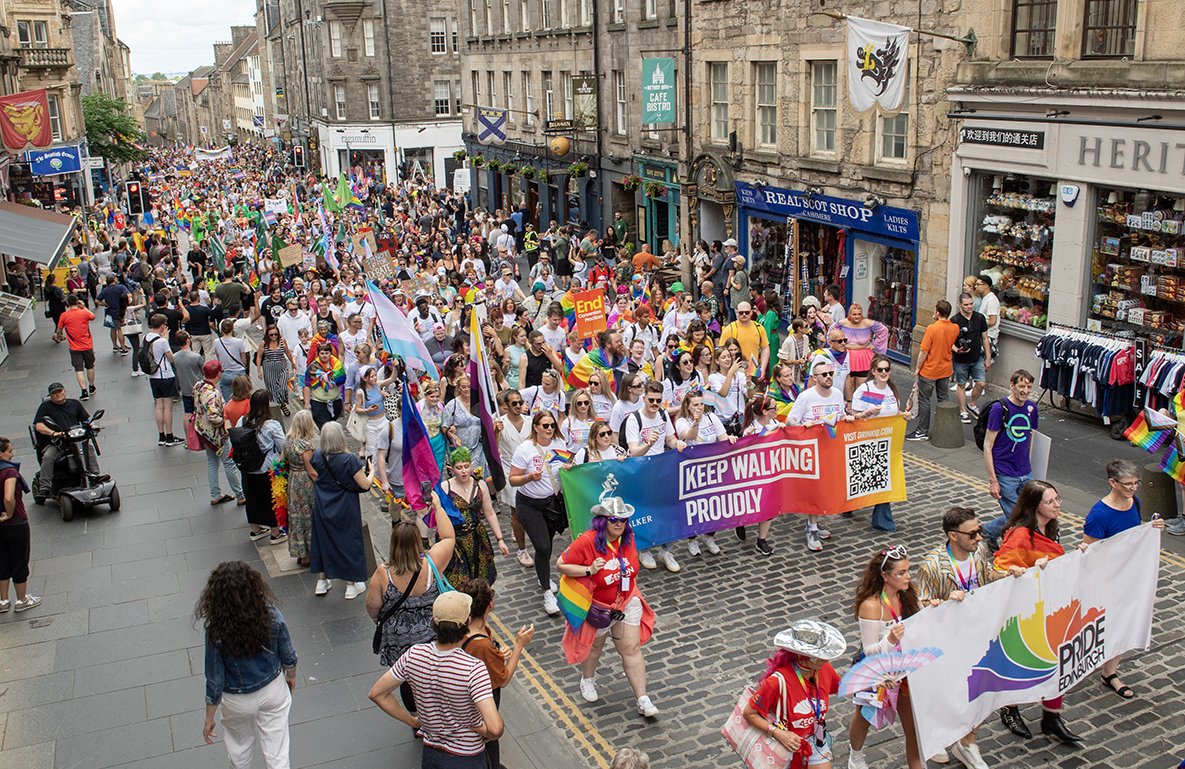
left=790, top=662, right=829, bottom=748
left=946, top=544, right=977, bottom=592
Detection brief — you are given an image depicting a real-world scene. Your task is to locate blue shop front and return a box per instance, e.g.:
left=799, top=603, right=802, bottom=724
left=735, top=182, right=921, bottom=362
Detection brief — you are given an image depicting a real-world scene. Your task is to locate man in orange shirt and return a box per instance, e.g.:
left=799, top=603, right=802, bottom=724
left=906, top=299, right=959, bottom=441
left=53, top=294, right=97, bottom=400
left=632, top=243, right=660, bottom=273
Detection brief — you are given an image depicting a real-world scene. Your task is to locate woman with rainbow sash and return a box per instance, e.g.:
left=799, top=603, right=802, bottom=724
left=556, top=497, right=658, bottom=718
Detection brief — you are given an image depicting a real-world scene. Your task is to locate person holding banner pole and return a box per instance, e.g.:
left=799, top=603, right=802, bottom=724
left=851, top=355, right=906, bottom=532
left=625, top=381, right=687, bottom=572
left=1083, top=459, right=1165, bottom=700
left=992, top=480, right=1085, bottom=745
left=914, top=507, right=1001, bottom=769
left=847, top=547, right=928, bottom=769
left=786, top=359, right=854, bottom=553
left=676, top=389, right=735, bottom=557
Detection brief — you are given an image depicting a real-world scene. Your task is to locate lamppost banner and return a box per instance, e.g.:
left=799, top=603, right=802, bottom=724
left=573, top=76, right=598, bottom=129
left=641, top=58, right=675, bottom=125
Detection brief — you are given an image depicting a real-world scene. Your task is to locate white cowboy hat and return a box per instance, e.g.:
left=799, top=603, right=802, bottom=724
left=590, top=497, right=635, bottom=518
left=773, top=620, right=848, bottom=661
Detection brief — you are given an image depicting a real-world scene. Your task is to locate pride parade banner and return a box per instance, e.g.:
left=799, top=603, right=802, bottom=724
left=904, top=524, right=1159, bottom=761
left=559, top=416, right=906, bottom=550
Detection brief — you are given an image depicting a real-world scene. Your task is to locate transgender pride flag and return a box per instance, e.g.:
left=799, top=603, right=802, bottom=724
left=366, top=280, right=439, bottom=381
left=468, top=307, right=506, bottom=491
left=401, top=382, right=441, bottom=511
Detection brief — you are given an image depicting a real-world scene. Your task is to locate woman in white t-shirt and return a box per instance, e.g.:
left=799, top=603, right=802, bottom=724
left=587, top=369, right=616, bottom=420
left=561, top=391, right=596, bottom=452
left=851, top=354, right=905, bottom=533
left=570, top=421, right=627, bottom=465
left=662, top=350, right=704, bottom=418
left=508, top=412, right=567, bottom=616
left=675, top=390, right=736, bottom=558
left=707, top=347, right=747, bottom=429
left=519, top=369, right=567, bottom=417
left=609, top=373, right=645, bottom=438
left=739, top=394, right=781, bottom=555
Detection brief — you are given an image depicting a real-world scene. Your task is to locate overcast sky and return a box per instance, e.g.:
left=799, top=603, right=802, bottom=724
left=116, top=0, right=257, bottom=75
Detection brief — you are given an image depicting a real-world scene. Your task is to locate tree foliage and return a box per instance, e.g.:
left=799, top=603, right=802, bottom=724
left=134, top=74, right=149, bottom=85
left=151, top=72, right=165, bottom=81
left=82, top=94, right=148, bottom=164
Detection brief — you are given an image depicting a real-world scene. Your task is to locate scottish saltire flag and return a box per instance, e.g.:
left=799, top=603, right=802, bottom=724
left=401, top=381, right=442, bottom=511
left=477, top=107, right=508, bottom=145
left=252, top=115, right=264, bottom=128
left=366, top=280, right=439, bottom=381
left=469, top=306, right=506, bottom=491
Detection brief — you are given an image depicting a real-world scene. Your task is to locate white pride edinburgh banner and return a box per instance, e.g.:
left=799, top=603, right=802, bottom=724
left=846, top=17, right=911, bottom=114
left=905, top=524, right=1159, bottom=760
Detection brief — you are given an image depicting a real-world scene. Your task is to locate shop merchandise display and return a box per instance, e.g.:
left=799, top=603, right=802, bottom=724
left=970, top=180, right=1053, bottom=330
left=1034, top=325, right=1135, bottom=417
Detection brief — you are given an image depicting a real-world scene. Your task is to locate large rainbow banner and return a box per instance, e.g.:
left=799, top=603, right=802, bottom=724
left=904, top=524, right=1159, bottom=760
left=559, top=416, right=907, bottom=549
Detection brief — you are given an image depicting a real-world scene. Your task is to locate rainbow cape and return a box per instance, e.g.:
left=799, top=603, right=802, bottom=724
left=566, top=348, right=625, bottom=390
left=303, top=355, right=345, bottom=389
left=557, top=574, right=593, bottom=632
left=768, top=382, right=800, bottom=418
left=560, top=289, right=577, bottom=326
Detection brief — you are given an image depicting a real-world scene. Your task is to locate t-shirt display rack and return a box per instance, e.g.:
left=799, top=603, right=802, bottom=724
left=1035, top=323, right=1138, bottom=431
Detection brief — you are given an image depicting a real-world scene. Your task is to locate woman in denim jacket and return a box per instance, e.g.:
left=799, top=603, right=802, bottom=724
left=198, top=561, right=298, bottom=768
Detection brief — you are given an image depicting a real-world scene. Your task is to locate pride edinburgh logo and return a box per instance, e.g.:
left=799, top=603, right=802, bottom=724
left=967, top=598, right=1105, bottom=700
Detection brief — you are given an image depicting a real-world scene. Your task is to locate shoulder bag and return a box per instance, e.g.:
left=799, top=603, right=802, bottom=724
left=372, top=563, right=422, bottom=654
left=721, top=672, right=796, bottom=769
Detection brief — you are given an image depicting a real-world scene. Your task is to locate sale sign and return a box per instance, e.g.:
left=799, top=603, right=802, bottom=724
left=573, top=289, right=607, bottom=340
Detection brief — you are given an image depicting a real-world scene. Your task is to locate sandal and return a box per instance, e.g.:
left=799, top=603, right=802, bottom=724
left=1101, top=674, right=1135, bottom=699
left=280, top=404, right=291, bottom=416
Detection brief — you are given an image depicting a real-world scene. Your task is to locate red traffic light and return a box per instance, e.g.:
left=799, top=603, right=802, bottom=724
left=128, top=182, right=139, bottom=193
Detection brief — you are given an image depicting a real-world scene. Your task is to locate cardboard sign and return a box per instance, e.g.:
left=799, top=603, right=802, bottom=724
left=278, top=243, right=303, bottom=268
left=573, top=289, right=607, bottom=340
left=351, top=231, right=378, bottom=258
left=365, top=251, right=396, bottom=280
left=302, top=251, right=316, bottom=271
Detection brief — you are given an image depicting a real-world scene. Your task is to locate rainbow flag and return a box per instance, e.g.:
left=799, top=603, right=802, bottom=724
left=546, top=448, right=575, bottom=467
left=560, top=289, right=577, bottom=327
left=401, top=379, right=442, bottom=510
left=768, top=382, right=799, bottom=417
left=566, top=348, right=625, bottom=390
left=1124, top=412, right=1172, bottom=453
left=303, top=355, right=345, bottom=389
left=557, top=575, right=593, bottom=632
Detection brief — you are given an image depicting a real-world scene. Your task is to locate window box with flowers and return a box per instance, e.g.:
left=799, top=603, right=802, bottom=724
left=568, top=161, right=589, bottom=177
left=644, top=181, right=667, bottom=199
left=621, top=174, right=642, bottom=191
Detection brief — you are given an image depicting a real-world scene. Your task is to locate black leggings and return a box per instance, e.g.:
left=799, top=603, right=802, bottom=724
left=0, top=523, right=31, bottom=583
left=515, top=491, right=555, bottom=591
left=486, top=688, right=502, bottom=769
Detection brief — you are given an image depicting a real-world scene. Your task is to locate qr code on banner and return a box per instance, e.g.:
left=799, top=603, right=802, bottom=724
left=846, top=438, right=891, bottom=499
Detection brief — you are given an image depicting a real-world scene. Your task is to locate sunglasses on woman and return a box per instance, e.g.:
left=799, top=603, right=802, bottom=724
left=874, top=366, right=891, bottom=373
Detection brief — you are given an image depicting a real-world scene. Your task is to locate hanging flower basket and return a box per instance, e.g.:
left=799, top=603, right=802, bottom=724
left=520, top=166, right=537, bottom=179
left=568, top=161, right=589, bottom=177
left=621, top=174, right=642, bottom=191
left=472, top=154, right=485, bottom=167
left=537, top=170, right=552, bottom=183
left=486, top=160, right=504, bottom=173
left=453, top=149, right=468, bottom=163
left=644, top=181, right=667, bottom=199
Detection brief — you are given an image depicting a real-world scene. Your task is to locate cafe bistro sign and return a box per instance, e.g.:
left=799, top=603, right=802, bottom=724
left=734, top=182, right=920, bottom=242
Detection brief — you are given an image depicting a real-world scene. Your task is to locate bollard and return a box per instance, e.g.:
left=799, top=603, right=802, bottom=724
left=929, top=401, right=966, bottom=449
left=1139, top=463, right=1177, bottom=522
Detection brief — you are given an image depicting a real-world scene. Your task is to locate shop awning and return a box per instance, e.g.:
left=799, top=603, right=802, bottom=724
left=0, top=202, right=77, bottom=270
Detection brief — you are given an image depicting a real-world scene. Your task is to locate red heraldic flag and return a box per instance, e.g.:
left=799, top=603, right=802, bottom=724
left=0, top=89, right=53, bottom=152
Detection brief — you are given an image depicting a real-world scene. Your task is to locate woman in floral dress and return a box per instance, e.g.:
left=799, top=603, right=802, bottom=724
left=284, top=410, right=319, bottom=567
left=432, top=447, right=509, bottom=588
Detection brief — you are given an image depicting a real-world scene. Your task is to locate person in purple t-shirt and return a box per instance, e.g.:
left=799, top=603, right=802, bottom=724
left=1083, top=458, right=1165, bottom=700
left=983, top=370, right=1038, bottom=543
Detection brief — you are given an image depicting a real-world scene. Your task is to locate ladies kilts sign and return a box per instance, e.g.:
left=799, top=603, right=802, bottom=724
left=560, top=416, right=906, bottom=549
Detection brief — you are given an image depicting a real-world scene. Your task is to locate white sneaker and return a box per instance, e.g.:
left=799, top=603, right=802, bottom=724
left=930, top=747, right=950, bottom=764
left=949, top=741, right=987, bottom=769
left=806, top=529, right=823, bottom=552
left=131, top=370, right=145, bottom=377
left=315, top=579, right=332, bottom=595
left=658, top=549, right=680, bottom=573
left=703, top=535, right=721, bottom=555
left=847, top=750, right=869, bottom=769
left=549, top=580, right=557, bottom=592
left=639, top=549, right=657, bottom=569
left=579, top=677, right=598, bottom=702
left=0, top=599, right=9, bottom=612
left=542, top=590, right=560, bottom=615
left=637, top=695, right=658, bottom=717
left=687, top=538, right=701, bottom=556
left=816, top=527, right=831, bottom=540
left=13, top=595, right=41, bottom=613
left=344, top=581, right=367, bottom=600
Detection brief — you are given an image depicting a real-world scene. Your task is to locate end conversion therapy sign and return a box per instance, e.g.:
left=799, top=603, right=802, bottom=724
left=560, top=416, right=906, bottom=549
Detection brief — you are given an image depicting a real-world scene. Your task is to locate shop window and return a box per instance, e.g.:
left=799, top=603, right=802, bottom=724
left=1090, top=188, right=1185, bottom=347
left=967, top=173, right=1053, bottom=332
left=1011, top=0, right=1058, bottom=58
left=1083, top=0, right=1137, bottom=58
left=859, top=241, right=917, bottom=358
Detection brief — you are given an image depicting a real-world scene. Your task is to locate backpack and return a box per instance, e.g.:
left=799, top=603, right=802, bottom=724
left=619, top=410, right=644, bottom=450
left=973, top=398, right=1010, bottom=451
left=228, top=424, right=266, bottom=473
left=128, top=259, right=145, bottom=283
left=138, top=333, right=163, bottom=376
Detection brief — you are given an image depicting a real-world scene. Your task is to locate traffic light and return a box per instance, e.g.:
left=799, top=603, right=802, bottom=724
left=292, top=145, right=305, bottom=168
left=127, top=181, right=144, bottom=215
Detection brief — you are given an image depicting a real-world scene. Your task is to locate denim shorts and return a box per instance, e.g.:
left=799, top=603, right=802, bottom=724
left=953, top=359, right=986, bottom=386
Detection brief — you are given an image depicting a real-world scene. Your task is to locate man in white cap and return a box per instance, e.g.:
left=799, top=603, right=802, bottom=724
left=786, top=358, right=854, bottom=552
left=707, top=238, right=739, bottom=320
left=368, top=592, right=503, bottom=768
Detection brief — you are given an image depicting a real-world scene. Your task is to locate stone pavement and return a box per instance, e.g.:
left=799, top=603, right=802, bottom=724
left=3, top=306, right=1185, bottom=769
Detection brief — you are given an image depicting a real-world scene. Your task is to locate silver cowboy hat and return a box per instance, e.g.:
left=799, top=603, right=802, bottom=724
left=773, top=620, right=848, bottom=661
left=590, top=497, right=635, bottom=518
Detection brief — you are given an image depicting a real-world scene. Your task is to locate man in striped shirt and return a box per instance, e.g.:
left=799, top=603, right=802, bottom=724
left=368, top=592, right=503, bottom=768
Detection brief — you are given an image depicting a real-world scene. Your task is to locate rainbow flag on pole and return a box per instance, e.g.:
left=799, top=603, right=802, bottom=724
left=1124, top=411, right=1172, bottom=453
left=557, top=575, right=593, bottom=632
